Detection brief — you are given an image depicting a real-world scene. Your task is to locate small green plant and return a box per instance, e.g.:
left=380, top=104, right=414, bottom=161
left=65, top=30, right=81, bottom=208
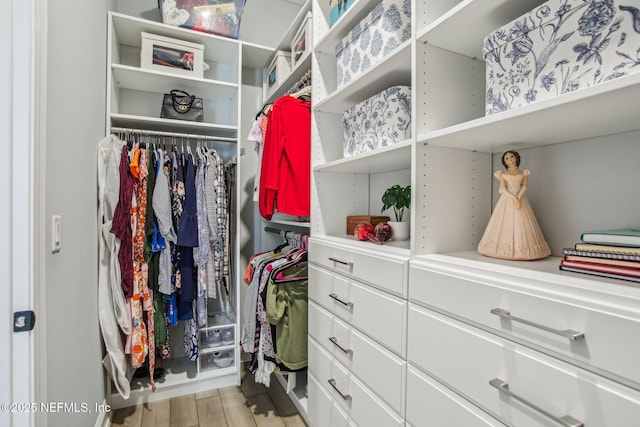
left=381, top=184, right=411, bottom=222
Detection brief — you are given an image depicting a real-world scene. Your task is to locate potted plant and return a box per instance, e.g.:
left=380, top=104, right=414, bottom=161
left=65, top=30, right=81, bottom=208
left=381, top=184, right=411, bottom=241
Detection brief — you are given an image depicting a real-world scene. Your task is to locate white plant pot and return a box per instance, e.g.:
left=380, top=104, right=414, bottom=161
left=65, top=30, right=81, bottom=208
left=389, top=221, right=409, bottom=241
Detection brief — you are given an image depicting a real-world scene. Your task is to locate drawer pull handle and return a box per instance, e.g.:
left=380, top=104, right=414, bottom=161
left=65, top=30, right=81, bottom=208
left=328, top=378, right=352, bottom=402
left=329, top=337, right=353, bottom=355
left=329, top=293, right=353, bottom=308
left=489, top=378, right=583, bottom=427
left=328, top=257, right=353, bottom=267
left=490, top=308, right=585, bottom=341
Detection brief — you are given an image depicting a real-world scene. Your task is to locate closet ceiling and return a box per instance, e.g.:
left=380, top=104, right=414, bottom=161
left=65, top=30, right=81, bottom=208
left=240, top=0, right=304, bottom=48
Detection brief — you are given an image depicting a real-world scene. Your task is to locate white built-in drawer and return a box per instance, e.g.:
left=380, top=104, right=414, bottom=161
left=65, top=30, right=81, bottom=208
left=409, top=258, right=640, bottom=387
left=308, top=300, right=406, bottom=415
left=309, top=263, right=407, bottom=356
left=309, top=238, right=408, bottom=297
left=308, top=372, right=355, bottom=427
left=406, top=365, right=506, bottom=427
left=408, top=304, right=640, bottom=427
left=308, top=337, right=404, bottom=427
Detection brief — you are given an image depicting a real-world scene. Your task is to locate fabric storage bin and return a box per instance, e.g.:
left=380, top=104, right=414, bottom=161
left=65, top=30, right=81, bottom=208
left=483, top=0, right=640, bottom=115
left=335, top=0, right=411, bottom=88
left=342, top=85, right=411, bottom=157
left=160, top=0, right=245, bottom=39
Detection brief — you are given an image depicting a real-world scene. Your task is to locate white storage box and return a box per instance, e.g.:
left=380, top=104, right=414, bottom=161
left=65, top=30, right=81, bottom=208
left=342, top=85, right=411, bottom=157
left=291, top=11, right=312, bottom=67
left=483, top=0, right=640, bottom=115
left=266, top=50, right=292, bottom=93
left=141, top=32, right=204, bottom=78
left=335, top=0, right=411, bottom=88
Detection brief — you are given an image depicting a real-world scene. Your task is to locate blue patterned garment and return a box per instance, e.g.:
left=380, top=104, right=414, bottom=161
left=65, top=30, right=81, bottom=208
left=483, top=0, right=640, bottom=114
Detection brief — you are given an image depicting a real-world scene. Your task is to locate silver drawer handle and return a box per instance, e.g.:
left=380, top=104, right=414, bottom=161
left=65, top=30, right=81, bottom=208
left=329, top=337, right=353, bottom=355
left=491, top=308, right=585, bottom=341
left=328, top=257, right=353, bottom=267
left=329, top=293, right=353, bottom=308
left=490, top=378, right=583, bottom=427
left=328, top=378, right=352, bottom=402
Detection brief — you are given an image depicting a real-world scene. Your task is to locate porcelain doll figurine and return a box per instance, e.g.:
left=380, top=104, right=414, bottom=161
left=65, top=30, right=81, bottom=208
left=477, top=150, right=551, bottom=260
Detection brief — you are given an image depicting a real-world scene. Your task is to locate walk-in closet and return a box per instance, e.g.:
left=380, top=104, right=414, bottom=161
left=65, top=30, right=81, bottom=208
left=4, top=1, right=640, bottom=427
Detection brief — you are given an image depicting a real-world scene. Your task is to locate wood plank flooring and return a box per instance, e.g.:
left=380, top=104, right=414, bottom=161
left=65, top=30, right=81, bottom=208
left=110, top=368, right=307, bottom=427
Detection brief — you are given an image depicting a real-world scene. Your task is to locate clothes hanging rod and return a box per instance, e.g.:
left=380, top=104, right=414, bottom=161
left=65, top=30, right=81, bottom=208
left=110, top=127, right=237, bottom=142
left=287, top=69, right=312, bottom=94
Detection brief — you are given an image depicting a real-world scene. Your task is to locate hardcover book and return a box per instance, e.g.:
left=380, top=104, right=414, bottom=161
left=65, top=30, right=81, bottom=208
left=564, top=255, right=640, bottom=269
left=559, top=265, right=640, bottom=284
left=562, top=247, right=640, bottom=261
left=560, top=258, right=640, bottom=279
left=580, top=228, right=640, bottom=247
left=574, top=243, right=640, bottom=255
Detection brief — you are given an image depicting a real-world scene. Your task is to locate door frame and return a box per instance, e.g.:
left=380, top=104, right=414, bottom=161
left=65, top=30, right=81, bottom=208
left=1, top=1, right=47, bottom=426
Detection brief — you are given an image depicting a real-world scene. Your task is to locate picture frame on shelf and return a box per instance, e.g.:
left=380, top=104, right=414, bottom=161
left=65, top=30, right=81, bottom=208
left=140, top=32, right=204, bottom=78
left=291, top=12, right=312, bottom=67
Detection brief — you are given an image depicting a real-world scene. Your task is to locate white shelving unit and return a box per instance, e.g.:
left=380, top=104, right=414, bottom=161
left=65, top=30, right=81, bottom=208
left=309, top=0, right=640, bottom=425
left=106, top=11, right=245, bottom=409
left=247, top=2, right=313, bottom=423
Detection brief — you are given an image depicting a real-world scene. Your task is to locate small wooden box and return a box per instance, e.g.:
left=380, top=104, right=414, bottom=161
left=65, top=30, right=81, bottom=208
left=346, top=215, right=389, bottom=236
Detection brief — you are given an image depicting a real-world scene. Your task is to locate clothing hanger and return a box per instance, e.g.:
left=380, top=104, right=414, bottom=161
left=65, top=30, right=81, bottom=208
left=290, top=85, right=312, bottom=99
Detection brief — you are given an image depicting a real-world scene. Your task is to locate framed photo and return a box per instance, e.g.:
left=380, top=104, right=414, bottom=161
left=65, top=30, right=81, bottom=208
left=140, top=32, right=204, bottom=78
left=290, top=12, right=312, bottom=67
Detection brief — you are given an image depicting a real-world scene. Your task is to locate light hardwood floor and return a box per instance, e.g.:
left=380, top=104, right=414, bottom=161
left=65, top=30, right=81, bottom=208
left=110, top=368, right=307, bottom=427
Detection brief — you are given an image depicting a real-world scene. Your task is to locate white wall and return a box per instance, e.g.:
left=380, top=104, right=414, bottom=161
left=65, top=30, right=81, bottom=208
left=45, top=0, right=115, bottom=426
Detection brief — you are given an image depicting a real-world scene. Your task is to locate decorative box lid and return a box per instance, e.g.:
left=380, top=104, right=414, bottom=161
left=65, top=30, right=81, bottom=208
left=335, top=0, right=411, bottom=56
left=482, top=0, right=589, bottom=55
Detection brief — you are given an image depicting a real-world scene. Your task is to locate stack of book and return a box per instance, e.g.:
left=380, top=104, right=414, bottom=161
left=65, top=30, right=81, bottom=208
left=560, top=228, right=640, bottom=283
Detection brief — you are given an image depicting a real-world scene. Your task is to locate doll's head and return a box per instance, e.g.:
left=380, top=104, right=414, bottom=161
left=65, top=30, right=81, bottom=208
left=501, top=150, right=521, bottom=169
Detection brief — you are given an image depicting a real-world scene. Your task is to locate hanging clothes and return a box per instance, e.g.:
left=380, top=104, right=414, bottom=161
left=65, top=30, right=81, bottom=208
left=97, top=135, right=131, bottom=399
left=98, top=132, right=235, bottom=396
left=242, top=231, right=308, bottom=387
left=259, top=96, right=312, bottom=220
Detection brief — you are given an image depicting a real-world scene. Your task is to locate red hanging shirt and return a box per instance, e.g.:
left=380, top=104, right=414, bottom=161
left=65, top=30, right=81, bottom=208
left=259, top=96, right=311, bottom=220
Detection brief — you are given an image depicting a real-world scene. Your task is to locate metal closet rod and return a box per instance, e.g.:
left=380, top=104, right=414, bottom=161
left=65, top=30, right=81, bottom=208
left=110, top=127, right=237, bottom=142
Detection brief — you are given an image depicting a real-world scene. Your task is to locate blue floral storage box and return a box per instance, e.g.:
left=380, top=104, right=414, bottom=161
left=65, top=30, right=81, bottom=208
left=483, top=0, right=640, bottom=115
left=342, top=85, right=411, bottom=157
left=335, top=0, right=411, bottom=88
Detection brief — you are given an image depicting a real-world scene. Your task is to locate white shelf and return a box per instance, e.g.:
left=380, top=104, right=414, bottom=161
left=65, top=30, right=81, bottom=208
left=110, top=113, right=238, bottom=139
left=110, top=356, right=238, bottom=409
left=111, top=12, right=239, bottom=65
left=317, top=234, right=411, bottom=255
left=416, top=0, right=545, bottom=59
left=314, top=41, right=411, bottom=114
left=314, top=139, right=411, bottom=174
left=241, top=41, right=275, bottom=69
left=111, top=64, right=238, bottom=100
left=269, top=219, right=311, bottom=228
left=274, top=372, right=309, bottom=425
left=419, top=72, right=640, bottom=153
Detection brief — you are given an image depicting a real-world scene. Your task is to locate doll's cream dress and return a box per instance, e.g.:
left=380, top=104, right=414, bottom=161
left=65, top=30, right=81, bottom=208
left=477, top=169, right=550, bottom=260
